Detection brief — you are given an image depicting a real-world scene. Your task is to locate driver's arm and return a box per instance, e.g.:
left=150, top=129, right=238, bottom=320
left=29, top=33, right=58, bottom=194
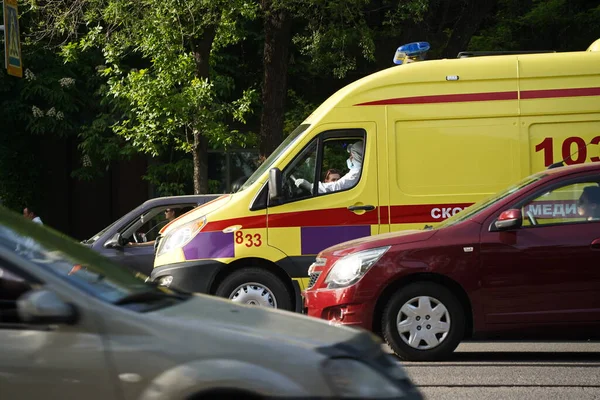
left=317, top=169, right=360, bottom=193
left=127, top=239, right=155, bottom=246
left=294, top=178, right=313, bottom=192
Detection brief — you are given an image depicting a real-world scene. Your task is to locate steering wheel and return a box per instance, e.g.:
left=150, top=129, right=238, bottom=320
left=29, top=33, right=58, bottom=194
left=133, top=232, right=146, bottom=243
left=526, top=211, right=538, bottom=226
left=280, top=174, right=295, bottom=199
left=285, top=174, right=305, bottom=198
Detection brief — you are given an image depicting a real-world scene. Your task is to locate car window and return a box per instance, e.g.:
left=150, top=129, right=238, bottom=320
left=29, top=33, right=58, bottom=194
left=85, top=219, right=120, bottom=244
left=521, top=181, right=600, bottom=227
left=240, top=123, right=310, bottom=191
left=123, top=204, right=196, bottom=244
left=279, top=131, right=365, bottom=204
left=0, top=210, right=181, bottom=308
left=281, top=139, right=318, bottom=202
left=0, top=227, right=133, bottom=303
left=230, top=152, right=260, bottom=192
left=319, top=138, right=357, bottom=188
left=436, top=173, right=547, bottom=229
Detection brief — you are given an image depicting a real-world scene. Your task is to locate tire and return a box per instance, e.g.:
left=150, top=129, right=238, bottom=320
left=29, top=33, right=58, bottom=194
left=382, top=282, right=465, bottom=361
left=215, top=267, right=293, bottom=311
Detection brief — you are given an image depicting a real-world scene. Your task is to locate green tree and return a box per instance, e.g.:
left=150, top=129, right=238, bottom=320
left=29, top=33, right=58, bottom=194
left=0, top=6, right=112, bottom=212
left=469, top=0, right=600, bottom=52
left=260, top=0, right=430, bottom=157
left=258, top=0, right=293, bottom=159
left=101, top=0, right=258, bottom=193
left=38, top=0, right=260, bottom=194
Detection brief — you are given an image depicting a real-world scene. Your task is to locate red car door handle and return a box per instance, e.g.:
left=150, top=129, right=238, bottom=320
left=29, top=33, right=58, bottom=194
left=591, top=239, right=600, bottom=249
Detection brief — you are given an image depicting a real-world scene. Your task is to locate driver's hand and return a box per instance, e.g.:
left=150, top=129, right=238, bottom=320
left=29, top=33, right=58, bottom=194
left=294, top=178, right=312, bottom=191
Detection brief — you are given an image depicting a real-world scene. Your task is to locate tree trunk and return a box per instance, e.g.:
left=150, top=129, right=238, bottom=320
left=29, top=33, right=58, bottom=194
left=190, top=25, right=218, bottom=194
left=192, top=129, right=209, bottom=194
left=441, top=0, right=498, bottom=58
left=259, top=0, right=292, bottom=160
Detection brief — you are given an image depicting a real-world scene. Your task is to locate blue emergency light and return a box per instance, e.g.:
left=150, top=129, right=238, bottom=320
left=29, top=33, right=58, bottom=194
left=393, top=42, right=431, bottom=65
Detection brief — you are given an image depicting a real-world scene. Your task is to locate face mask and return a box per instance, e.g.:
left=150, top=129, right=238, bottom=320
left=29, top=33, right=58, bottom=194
left=346, top=158, right=353, bottom=169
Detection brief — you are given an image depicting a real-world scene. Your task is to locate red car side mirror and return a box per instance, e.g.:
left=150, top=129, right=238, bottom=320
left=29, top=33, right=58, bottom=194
left=491, top=209, right=523, bottom=231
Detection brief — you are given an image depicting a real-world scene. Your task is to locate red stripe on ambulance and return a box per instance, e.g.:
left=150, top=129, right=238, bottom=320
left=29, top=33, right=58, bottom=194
left=354, top=91, right=517, bottom=106
left=205, top=215, right=266, bottom=232
left=353, top=86, right=600, bottom=106
left=203, top=203, right=475, bottom=232
left=521, top=87, right=600, bottom=100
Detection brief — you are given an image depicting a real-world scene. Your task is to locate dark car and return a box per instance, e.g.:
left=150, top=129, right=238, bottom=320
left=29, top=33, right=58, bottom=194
left=304, top=162, right=600, bottom=361
left=83, top=195, right=220, bottom=276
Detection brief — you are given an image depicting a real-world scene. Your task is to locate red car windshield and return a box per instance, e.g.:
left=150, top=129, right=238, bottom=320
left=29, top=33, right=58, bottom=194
left=436, top=173, right=547, bottom=229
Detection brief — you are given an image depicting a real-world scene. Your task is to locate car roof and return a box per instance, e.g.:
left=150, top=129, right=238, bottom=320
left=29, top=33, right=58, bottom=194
left=140, top=194, right=221, bottom=207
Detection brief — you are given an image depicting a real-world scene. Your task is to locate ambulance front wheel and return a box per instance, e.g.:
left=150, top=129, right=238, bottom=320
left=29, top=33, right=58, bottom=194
left=215, top=268, right=293, bottom=310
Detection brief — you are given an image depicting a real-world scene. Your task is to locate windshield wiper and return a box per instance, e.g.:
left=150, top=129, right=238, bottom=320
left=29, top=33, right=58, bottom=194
left=114, top=290, right=189, bottom=306
left=423, top=224, right=433, bottom=230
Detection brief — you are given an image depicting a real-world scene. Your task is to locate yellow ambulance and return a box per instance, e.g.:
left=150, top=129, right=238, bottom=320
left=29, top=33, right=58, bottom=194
left=151, top=39, right=600, bottom=312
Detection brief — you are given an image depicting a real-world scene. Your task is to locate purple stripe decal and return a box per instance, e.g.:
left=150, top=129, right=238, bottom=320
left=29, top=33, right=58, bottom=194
left=301, top=226, right=372, bottom=255
left=183, top=231, right=234, bottom=259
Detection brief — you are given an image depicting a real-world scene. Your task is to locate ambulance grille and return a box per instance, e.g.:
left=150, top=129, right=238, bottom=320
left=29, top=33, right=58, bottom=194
left=307, top=272, right=321, bottom=289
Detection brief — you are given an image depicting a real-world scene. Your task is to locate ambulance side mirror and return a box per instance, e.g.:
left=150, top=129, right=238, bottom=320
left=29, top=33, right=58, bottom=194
left=269, top=168, right=283, bottom=201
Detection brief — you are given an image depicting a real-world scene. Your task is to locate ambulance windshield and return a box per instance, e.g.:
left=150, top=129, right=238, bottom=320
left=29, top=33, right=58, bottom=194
left=239, top=124, right=310, bottom=192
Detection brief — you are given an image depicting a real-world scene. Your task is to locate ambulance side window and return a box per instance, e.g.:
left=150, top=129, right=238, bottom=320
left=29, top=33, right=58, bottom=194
left=278, top=130, right=365, bottom=205
left=281, top=140, right=318, bottom=202
left=316, top=132, right=366, bottom=196
left=319, top=138, right=355, bottom=186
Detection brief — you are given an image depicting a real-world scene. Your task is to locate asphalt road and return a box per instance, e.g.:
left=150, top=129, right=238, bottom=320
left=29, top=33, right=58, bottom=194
left=390, top=341, right=600, bottom=400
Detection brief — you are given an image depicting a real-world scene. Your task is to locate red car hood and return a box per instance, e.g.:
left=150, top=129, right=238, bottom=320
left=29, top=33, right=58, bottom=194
left=322, top=229, right=438, bottom=258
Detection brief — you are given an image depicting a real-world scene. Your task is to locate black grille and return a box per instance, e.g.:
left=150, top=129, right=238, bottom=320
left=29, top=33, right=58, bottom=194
left=307, top=272, right=321, bottom=289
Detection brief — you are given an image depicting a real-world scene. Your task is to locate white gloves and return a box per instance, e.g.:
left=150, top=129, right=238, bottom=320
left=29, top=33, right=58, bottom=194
left=294, top=178, right=312, bottom=191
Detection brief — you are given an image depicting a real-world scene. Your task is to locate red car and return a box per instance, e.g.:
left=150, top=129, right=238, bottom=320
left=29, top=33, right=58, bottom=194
left=304, top=163, right=600, bottom=361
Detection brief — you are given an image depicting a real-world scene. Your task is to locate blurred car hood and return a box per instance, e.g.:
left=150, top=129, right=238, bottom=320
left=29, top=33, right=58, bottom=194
left=152, top=293, right=376, bottom=351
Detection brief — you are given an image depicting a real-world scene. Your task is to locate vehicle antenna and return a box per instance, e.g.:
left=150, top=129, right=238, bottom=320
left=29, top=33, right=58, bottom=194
left=547, top=140, right=596, bottom=169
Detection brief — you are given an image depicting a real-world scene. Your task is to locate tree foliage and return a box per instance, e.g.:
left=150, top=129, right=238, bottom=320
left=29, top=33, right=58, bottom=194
left=1, top=0, right=599, bottom=211
left=0, top=7, right=112, bottom=211
left=470, top=0, right=600, bottom=51
left=55, top=0, right=260, bottom=193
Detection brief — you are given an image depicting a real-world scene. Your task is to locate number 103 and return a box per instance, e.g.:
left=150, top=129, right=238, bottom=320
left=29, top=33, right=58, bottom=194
left=535, top=136, right=600, bottom=167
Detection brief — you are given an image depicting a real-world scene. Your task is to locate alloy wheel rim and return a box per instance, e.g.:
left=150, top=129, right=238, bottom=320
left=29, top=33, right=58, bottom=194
left=396, top=295, right=451, bottom=350
left=229, top=282, right=277, bottom=308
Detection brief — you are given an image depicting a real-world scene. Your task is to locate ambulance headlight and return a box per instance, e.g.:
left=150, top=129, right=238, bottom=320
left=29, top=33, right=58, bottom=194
left=156, top=216, right=206, bottom=257
left=324, top=246, right=390, bottom=289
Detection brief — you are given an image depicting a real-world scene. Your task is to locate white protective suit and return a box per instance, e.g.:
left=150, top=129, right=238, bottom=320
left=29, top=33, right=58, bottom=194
left=295, top=140, right=364, bottom=194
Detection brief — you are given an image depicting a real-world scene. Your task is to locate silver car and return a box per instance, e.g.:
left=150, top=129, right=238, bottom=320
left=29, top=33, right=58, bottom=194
left=0, top=207, right=422, bottom=400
